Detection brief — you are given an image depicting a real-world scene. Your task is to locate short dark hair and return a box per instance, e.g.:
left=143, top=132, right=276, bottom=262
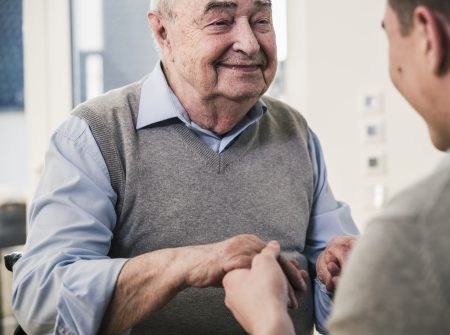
left=389, top=0, right=450, bottom=34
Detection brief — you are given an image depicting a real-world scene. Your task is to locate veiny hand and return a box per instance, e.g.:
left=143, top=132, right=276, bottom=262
left=182, top=234, right=267, bottom=288
left=316, top=236, right=357, bottom=293
left=222, top=241, right=299, bottom=335
left=278, top=255, right=309, bottom=309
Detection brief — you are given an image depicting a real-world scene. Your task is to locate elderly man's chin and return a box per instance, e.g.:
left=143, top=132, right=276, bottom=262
left=218, top=84, right=268, bottom=102
left=217, top=73, right=273, bottom=101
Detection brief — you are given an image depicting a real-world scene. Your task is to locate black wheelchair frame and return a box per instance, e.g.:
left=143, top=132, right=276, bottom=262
left=3, top=252, right=26, bottom=335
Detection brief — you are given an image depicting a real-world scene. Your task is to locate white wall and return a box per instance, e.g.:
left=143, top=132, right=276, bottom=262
left=23, top=0, right=73, bottom=198
left=285, top=0, right=445, bottom=230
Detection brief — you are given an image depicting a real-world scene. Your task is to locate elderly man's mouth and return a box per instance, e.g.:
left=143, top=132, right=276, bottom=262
left=218, top=64, right=261, bottom=72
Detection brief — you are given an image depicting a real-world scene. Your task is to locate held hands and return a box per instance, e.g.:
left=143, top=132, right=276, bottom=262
left=182, top=235, right=308, bottom=302
left=182, top=235, right=308, bottom=294
left=222, top=241, right=304, bottom=335
left=182, top=234, right=267, bottom=288
left=316, top=236, right=357, bottom=293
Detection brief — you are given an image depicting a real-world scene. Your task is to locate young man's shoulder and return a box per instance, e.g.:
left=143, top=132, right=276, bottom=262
left=379, top=154, right=450, bottom=229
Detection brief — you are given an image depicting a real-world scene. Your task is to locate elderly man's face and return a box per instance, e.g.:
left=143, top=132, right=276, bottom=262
left=163, top=0, right=277, bottom=101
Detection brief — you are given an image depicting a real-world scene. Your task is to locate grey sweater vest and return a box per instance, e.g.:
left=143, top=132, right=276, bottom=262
left=73, top=80, right=315, bottom=335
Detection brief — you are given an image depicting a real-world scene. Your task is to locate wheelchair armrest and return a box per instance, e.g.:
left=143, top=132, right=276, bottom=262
left=4, top=251, right=23, bottom=272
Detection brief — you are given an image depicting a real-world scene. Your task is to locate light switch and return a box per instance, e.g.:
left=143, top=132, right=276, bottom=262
left=362, top=120, right=385, bottom=142
left=359, top=91, right=383, bottom=114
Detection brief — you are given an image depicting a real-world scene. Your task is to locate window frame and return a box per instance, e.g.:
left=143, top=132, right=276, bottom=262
left=23, top=0, right=73, bottom=197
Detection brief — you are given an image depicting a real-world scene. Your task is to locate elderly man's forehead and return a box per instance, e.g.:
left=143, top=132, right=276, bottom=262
left=205, top=0, right=272, bottom=11
left=186, top=0, right=272, bottom=13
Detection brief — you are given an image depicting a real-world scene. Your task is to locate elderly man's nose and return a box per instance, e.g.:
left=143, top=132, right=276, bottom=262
left=232, top=22, right=260, bottom=56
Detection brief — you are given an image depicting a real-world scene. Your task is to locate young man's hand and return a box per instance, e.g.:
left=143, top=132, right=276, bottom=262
left=223, top=241, right=303, bottom=335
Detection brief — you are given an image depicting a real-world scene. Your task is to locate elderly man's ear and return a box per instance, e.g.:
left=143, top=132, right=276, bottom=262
left=148, top=11, right=172, bottom=57
left=413, top=6, right=450, bottom=76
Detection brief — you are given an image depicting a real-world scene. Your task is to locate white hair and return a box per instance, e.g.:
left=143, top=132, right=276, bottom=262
left=149, top=0, right=176, bottom=54
left=149, top=0, right=159, bottom=10
left=149, top=0, right=176, bottom=17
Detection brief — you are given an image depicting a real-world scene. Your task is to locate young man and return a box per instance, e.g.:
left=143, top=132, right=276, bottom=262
left=223, top=0, right=450, bottom=334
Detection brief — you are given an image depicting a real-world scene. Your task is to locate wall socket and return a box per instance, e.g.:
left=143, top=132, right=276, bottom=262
left=363, top=152, right=386, bottom=175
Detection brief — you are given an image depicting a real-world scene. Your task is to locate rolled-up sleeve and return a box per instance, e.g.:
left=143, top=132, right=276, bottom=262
left=305, top=130, right=359, bottom=334
left=12, top=116, right=127, bottom=334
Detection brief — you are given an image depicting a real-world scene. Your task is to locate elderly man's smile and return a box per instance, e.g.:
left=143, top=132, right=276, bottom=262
left=218, top=63, right=262, bottom=73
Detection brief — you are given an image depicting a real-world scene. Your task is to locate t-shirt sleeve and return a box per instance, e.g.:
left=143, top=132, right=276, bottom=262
left=327, top=212, right=440, bottom=335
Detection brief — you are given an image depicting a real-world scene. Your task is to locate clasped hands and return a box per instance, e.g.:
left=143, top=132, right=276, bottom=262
left=182, top=235, right=307, bottom=307
left=185, top=234, right=356, bottom=335
left=182, top=234, right=356, bottom=318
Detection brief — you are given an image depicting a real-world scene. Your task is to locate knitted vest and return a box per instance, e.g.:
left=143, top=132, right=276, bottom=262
left=73, top=80, right=315, bottom=335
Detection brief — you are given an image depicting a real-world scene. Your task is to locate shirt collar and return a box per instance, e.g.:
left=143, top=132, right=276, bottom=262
left=136, top=61, right=267, bottom=130
left=136, top=62, right=180, bottom=129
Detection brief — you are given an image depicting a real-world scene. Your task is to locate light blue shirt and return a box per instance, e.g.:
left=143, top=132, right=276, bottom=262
left=12, top=63, right=358, bottom=335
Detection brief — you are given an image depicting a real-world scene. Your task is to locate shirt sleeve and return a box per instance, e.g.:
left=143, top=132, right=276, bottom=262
left=305, top=129, right=359, bottom=334
left=11, top=116, right=128, bottom=335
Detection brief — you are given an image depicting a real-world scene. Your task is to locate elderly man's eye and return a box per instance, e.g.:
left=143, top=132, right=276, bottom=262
left=211, top=20, right=231, bottom=26
left=254, top=19, right=271, bottom=25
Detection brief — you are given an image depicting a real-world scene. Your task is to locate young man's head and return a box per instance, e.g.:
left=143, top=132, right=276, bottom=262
left=388, top=0, right=450, bottom=34
left=383, top=0, right=450, bottom=151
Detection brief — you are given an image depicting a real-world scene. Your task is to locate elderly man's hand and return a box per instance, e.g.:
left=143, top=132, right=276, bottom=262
left=316, top=236, right=357, bottom=293
left=222, top=241, right=299, bottom=335
left=181, top=235, right=309, bottom=303
left=278, top=255, right=309, bottom=309
left=182, top=234, right=267, bottom=288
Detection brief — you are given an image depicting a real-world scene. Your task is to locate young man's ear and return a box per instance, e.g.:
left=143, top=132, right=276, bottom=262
left=413, top=6, right=449, bottom=75
left=148, top=11, right=171, bottom=52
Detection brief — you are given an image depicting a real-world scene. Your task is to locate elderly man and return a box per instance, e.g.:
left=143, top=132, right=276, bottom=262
left=223, top=0, right=450, bottom=334
left=12, top=0, right=357, bottom=334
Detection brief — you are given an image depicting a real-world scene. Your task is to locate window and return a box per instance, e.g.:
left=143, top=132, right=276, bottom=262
left=0, top=0, right=24, bottom=111
left=71, top=0, right=157, bottom=105
left=269, top=0, right=287, bottom=99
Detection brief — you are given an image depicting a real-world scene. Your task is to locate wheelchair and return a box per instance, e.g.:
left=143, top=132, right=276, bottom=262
left=3, top=252, right=26, bottom=335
